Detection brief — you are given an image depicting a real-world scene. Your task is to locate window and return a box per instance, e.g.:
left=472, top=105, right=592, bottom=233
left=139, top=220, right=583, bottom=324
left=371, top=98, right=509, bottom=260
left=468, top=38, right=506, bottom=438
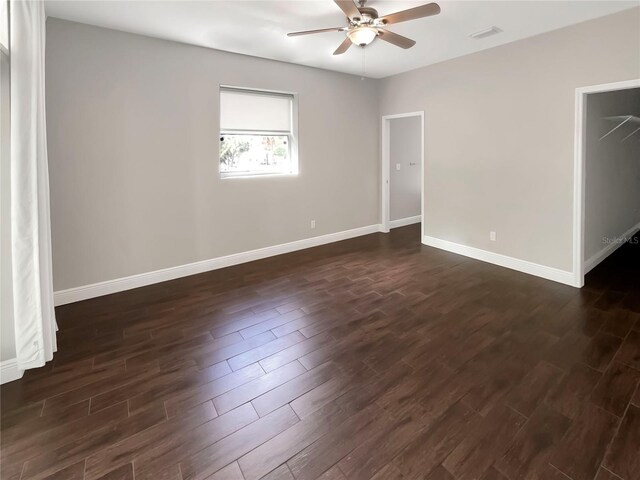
left=1, top=0, right=9, bottom=180
left=219, top=87, right=297, bottom=178
left=0, top=0, right=10, bottom=328
left=0, top=0, right=7, bottom=53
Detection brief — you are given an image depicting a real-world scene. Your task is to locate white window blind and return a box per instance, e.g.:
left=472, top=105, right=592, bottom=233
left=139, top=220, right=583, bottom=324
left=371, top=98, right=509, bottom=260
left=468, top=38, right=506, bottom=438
left=220, top=88, right=292, bottom=133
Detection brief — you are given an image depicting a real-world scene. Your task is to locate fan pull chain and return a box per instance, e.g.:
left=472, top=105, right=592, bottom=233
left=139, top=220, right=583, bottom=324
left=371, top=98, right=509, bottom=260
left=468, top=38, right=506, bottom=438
left=361, top=46, right=366, bottom=80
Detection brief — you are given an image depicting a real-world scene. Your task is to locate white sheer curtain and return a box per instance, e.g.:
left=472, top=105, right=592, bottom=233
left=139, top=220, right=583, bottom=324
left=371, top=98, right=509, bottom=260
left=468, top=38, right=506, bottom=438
left=10, top=0, right=57, bottom=370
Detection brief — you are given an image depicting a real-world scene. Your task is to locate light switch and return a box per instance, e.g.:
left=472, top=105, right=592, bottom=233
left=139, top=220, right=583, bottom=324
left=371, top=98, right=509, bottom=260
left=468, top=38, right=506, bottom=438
left=396, top=163, right=401, bottom=171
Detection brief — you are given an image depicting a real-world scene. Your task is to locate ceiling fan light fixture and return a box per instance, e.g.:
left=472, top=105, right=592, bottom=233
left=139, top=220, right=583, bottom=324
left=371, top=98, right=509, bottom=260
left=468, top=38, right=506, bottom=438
left=347, top=26, right=378, bottom=46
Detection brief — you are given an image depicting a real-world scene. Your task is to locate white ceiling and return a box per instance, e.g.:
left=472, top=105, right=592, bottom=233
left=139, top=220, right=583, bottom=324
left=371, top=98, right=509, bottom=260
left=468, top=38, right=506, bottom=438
left=45, top=0, right=639, bottom=78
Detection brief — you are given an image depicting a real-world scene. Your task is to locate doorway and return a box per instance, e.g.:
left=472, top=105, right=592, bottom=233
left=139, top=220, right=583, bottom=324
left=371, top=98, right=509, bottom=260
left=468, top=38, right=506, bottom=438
left=573, top=79, right=640, bottom=287
left=381, top=111, right=424, bottom=236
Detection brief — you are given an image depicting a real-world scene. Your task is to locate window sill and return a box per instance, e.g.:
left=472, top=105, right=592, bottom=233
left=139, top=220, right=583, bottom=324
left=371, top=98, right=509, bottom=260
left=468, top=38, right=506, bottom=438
left=219, top=172, right=299, bottom=180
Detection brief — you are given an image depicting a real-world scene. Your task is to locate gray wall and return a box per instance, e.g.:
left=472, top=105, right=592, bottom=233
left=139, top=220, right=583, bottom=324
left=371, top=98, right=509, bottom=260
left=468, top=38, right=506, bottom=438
left=379, top=8, right=640, bottom=272
left=389, top=116, right=421, bottom=222
left=46, top=18, right=380, bottom=291
left=584, top=88, right=640, bottom=263
left=44, top=8, right=640, bottom=296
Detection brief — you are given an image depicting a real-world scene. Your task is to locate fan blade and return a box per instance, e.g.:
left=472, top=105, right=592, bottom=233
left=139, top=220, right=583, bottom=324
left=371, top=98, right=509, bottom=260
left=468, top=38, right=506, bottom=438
left=287, top=27, right=345, bottom=37
left=334, top=0, right=361, bottom=20
left=377, top=29, right=416, bottom=49
left=378, top=3, right=440, bottom=25
left=333, top=37, right=352, bottom=55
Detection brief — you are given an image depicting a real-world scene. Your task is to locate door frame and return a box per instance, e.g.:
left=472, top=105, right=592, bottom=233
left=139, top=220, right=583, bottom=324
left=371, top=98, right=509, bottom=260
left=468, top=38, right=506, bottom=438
left=381, top=111, right=425, bottom=236
left=573, top=78, right=640, bottom=287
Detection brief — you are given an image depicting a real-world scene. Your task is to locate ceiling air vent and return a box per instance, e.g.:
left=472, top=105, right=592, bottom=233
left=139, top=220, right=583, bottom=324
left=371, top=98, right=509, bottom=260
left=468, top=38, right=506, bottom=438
left=468, top=26, right=502, bottom=40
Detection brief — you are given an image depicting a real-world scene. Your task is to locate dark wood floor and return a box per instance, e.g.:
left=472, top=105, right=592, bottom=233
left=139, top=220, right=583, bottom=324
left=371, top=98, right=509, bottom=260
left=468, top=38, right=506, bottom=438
left=1, top=224, right=639, bottom=480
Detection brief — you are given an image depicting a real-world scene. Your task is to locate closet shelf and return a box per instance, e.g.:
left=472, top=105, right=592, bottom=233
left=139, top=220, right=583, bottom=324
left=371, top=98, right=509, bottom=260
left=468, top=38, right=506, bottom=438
left=600, top=115, right=640, bottom=141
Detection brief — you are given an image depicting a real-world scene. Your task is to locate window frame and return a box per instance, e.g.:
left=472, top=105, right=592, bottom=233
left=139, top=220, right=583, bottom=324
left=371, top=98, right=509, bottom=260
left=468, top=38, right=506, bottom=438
left=218, top=85, right=299, bottom=179
left=0, top=0, right=8, bottom=56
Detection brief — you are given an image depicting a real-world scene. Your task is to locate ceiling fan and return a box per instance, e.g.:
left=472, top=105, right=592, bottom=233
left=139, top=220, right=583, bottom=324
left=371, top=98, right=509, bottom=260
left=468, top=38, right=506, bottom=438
left=287, top=0, right=441, bottom=55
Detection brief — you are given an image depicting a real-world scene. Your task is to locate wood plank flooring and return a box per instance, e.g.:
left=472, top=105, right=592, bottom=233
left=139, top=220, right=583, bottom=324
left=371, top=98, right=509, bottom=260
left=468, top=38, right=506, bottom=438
left=2, top=225, right=639, bottom=480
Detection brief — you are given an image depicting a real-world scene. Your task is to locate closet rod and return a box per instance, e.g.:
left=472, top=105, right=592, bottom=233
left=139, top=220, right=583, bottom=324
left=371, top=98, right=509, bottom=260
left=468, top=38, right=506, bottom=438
left=599, top=115, right=640, bottom=141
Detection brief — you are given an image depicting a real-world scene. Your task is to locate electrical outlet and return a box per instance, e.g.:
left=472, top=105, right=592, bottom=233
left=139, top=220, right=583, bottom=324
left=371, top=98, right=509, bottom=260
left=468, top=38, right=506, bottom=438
left=396, top=163, right=401, bottom=171
left=311, top=220, right=316, bottom=229
left=490, top=231, right=497, bottom=241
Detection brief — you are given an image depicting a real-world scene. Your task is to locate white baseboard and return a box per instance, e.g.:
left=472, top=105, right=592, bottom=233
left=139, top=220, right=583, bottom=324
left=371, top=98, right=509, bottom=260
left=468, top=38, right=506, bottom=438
left=584, top=222, right=640, bottom=274
left=54, top=224, right=382, bottom=306
left=0, top=358, right=24, bottom=385
left=390, top=215, right=421, bottom=229
left=422, top=235, right=576, bottom=287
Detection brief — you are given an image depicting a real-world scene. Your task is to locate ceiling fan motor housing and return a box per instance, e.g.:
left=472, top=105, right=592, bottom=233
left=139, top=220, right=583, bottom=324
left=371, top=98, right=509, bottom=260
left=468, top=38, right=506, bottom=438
left=352, top=6, right=379, bottom=25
